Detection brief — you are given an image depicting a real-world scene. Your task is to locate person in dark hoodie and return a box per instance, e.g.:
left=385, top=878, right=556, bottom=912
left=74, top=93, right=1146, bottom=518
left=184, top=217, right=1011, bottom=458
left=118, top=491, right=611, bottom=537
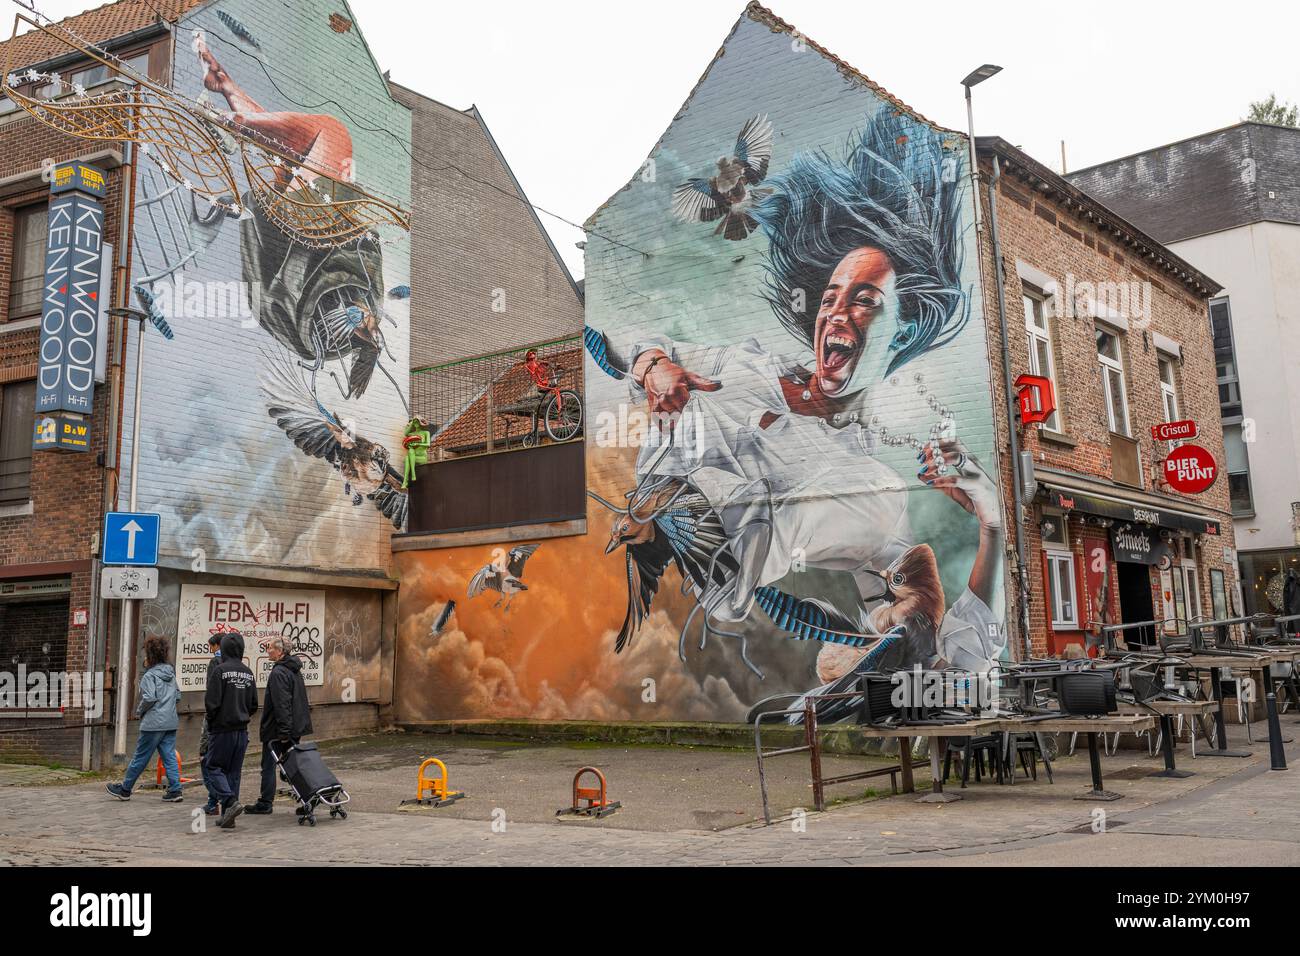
left=204, top=630, right=258, bottom=828
left=106, top=636, right=182, bottom=801
left=246, top=635, right=313, bottom=814
left=198, top=632, right=224, bottom=816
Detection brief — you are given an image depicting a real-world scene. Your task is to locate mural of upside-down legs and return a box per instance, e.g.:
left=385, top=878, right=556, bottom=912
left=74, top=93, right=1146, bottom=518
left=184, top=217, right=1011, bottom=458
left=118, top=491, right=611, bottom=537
left=111, top=0, right=414, bottom=568
left=0, top=11, right=409, bottom=247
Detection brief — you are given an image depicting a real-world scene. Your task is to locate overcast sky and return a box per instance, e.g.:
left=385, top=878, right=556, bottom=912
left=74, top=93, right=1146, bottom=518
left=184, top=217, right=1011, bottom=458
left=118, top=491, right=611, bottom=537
left=23, top=0, right=1300, bottom=278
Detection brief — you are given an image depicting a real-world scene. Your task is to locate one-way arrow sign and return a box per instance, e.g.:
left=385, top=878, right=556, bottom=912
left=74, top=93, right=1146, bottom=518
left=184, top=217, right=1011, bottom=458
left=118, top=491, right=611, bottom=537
left=102, top=512, right=160, bottom=566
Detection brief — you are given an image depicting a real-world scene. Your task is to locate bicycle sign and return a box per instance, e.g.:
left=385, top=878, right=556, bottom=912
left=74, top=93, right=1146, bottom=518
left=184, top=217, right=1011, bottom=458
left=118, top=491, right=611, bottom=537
left=100, top=566, right=159, bottom=601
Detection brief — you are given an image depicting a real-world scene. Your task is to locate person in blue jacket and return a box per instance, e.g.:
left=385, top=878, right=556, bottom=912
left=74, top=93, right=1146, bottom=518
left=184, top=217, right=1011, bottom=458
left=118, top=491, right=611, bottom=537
left=106, top=636, right=182, bottom=802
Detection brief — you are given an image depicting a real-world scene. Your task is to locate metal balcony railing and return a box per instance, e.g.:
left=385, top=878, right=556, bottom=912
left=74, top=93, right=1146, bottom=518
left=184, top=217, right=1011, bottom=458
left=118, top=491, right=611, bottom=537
left=409, top=335, right=584, bottom=461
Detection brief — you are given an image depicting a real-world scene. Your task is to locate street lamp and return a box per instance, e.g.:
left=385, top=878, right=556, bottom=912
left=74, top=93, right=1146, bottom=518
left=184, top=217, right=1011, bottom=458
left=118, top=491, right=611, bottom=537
left=961, top=64, right=1002, bottom=232
left=959, top=64, right=1031, bottom=658
left=962, top=64, right=1003, bottom=88
left=106, top=305, right=149, bottom=758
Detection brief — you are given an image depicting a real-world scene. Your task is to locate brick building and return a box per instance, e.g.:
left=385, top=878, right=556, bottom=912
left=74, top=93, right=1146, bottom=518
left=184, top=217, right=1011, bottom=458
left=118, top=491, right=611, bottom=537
left=390, top=83, right=582, bottom=371
left=1066, top=124, right=1300, bottom=620
left=975, top=137, right=1235, bottom=656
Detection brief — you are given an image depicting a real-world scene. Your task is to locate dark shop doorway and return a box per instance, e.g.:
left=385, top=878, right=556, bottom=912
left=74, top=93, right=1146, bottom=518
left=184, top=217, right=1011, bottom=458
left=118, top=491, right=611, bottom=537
left=1116, top=561, right=1156, bottom=645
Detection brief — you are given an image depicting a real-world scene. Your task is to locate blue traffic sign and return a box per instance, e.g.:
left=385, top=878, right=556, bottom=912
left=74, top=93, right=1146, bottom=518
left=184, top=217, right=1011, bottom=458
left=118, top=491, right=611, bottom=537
left=102, top=512, right=160, bottom=566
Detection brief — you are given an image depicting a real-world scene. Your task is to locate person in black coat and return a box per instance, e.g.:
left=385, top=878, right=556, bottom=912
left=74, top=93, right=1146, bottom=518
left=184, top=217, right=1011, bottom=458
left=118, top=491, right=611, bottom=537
left=246, top=635, right=313, bottom=814
left=203, top=631, right=258, bottom=828
left=198, top=633, right=224, bottom=816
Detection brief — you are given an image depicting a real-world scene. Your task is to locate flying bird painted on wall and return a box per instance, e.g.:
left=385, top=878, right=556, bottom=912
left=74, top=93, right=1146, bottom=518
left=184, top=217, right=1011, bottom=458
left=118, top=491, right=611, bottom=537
left=332, top=302, right=390, bottom=400
left=429, top=600, right=455, bottom=638
left=862, top=543, right=945, bottom=666
left=260, top=351, right=408, bottom=529
left=216, top=10, right=262, bottom=49
left=750, top=544, right=948, bottom=725
left=599, top=483, right=737, bottom=653
left=760, top=544, right=944, bottom=663
left=671, top=114, right=774, bottom=240
left=467, top=545, right=539, bottom=610
left=596, top=458, right=948, bottom=680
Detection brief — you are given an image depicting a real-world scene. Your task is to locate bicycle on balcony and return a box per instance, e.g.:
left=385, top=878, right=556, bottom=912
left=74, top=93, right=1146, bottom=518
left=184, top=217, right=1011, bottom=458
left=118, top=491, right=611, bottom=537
left=509, top=349, right=583, bottom=447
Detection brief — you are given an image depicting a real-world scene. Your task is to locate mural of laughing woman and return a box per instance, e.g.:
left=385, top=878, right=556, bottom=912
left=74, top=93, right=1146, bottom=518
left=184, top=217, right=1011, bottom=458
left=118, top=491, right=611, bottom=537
left=587, top=108, right=1005, bottom=679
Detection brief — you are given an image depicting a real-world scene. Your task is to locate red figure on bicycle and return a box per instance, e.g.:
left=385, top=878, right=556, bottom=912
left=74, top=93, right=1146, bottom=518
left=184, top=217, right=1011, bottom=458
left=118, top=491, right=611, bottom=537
left=517, top=349, right=583, bottom=446
left=524, top=349, right=554, bottom=392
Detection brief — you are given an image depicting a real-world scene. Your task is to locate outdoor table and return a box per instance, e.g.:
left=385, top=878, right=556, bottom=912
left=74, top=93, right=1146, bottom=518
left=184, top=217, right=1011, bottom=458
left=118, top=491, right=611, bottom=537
left=1252, top=647, right=1300, bottom=733
left=1118, top=699, right=1219, bottom=776
left=847, top=719, right=1002, bottom=803
left=987, top=715, right=1157, bottom=801
left=1232, top=650, right=1296, bottom=744
left=1180, top=654, right=1265, bottom=757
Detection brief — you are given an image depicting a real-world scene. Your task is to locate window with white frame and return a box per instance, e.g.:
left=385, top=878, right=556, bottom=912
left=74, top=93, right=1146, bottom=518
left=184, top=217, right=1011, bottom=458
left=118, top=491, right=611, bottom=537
left=1223, top=422, right=1254, bottom=515
left=1023, top=291, right=1061, bottom=432
left=1096, top=326, right=1130, bottom=436
left=1045, top=551, right=1079, bottom=629
left=1158, top=353, right=1179, bottom=425
left=1167, top=537, right=1202, bottom=635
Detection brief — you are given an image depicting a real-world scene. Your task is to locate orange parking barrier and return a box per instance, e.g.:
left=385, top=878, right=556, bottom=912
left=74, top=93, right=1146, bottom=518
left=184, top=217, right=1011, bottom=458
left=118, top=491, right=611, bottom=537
left=155, top=750, right=194, bottom=787
left=556, top=766, right=620, bottom=818
left=399, top=757, right=466, bottom=808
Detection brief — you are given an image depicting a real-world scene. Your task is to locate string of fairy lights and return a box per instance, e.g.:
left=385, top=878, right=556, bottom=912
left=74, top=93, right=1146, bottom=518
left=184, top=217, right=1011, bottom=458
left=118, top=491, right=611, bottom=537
left=6, top=3, right=411, bottom=249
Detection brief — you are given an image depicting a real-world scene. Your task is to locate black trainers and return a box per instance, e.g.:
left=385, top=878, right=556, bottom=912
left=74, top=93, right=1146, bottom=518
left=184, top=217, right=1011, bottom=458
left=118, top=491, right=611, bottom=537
left=105, top=783, right=130, bottom=801
left=204, top=804, right=221, bottom=816
left=162, top=790, right=184, bottom=803
left=217, top=802, right=243, bottom=829
left=244, top=802, right=273, bottom=815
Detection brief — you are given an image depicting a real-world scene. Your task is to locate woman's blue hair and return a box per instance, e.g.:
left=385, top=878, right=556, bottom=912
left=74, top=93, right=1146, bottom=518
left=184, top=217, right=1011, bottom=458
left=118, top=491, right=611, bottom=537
left=753, top=108, right=969, bottom=377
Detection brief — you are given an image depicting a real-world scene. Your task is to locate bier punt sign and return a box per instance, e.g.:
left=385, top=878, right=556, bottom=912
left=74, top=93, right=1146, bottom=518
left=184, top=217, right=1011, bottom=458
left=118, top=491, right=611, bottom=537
left=1163, top=443, right=1217, bottom=494
left=36, top=162, right=106, bottom=421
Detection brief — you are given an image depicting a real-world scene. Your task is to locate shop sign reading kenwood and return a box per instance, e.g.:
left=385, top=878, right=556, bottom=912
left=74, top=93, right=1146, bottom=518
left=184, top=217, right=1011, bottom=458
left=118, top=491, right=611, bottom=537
left=34, top=162, right=105, bottom=445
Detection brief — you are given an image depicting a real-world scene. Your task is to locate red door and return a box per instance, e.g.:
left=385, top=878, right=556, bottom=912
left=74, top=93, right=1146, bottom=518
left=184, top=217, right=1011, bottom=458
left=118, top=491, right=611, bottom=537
left=1082, top=535, right=1115, bottom=655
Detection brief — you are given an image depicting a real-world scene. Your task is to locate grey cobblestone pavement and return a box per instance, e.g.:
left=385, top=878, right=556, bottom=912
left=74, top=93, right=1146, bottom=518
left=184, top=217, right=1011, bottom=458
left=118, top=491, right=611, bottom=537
left=2, top=725, right=1298, bottom=866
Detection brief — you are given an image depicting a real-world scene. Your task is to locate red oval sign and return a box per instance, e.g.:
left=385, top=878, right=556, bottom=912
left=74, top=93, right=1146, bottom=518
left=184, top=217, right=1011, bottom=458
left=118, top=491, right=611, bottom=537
left=1163, top=443, right=1217, bottom=494
left=1152, top=418, right=1198, bottom=443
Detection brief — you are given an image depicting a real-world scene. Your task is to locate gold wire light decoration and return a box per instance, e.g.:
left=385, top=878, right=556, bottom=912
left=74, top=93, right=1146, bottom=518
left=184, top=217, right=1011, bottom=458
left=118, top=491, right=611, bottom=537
left=1, top=13, right=410, bottom=247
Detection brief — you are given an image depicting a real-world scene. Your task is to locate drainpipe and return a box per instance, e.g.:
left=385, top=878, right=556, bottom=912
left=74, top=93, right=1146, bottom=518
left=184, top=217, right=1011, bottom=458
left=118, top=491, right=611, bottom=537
left=85, top=137, right=135, bottom=769
left=986, top=153, right=1034, bottom=658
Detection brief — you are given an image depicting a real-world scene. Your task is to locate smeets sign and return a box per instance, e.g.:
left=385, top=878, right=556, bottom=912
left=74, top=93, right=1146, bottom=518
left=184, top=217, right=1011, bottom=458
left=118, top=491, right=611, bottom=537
left=1162, top=443, right=1217, bottom=494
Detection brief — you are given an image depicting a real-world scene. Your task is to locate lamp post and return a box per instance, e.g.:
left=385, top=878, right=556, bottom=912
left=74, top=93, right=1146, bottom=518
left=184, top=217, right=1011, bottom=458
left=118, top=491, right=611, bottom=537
left=106, top=305, right=149, bottom=758
left=960, top=63, right=1032, bottom=659
left=961, top=64, right=1001, bottom=233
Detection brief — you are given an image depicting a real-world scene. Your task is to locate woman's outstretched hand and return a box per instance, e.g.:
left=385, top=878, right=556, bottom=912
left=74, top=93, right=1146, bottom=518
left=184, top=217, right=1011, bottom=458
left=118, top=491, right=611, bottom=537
left=917, top=438, right=1002, bottom=532
left=632, top=349, right=721, bottom=427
